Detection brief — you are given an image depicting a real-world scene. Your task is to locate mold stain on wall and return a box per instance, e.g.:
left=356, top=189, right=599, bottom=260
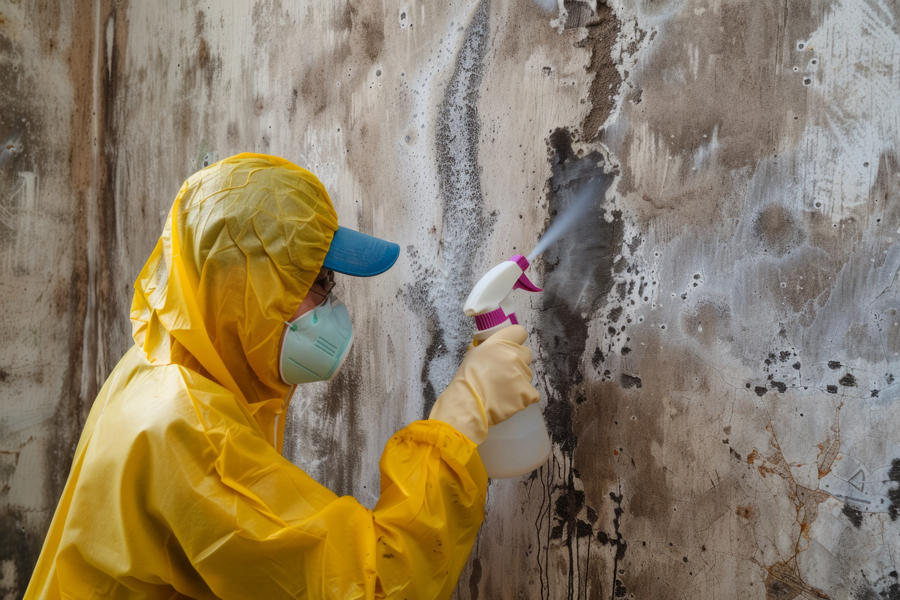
left=531, top=125, right=622, bottom=599
left=417, top=0, right=495, bottom=416
left=1, top=0, right=899, bottom=597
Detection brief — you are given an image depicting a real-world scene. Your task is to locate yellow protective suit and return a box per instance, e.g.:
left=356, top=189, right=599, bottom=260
left=26, top=154, right=488, bottom=599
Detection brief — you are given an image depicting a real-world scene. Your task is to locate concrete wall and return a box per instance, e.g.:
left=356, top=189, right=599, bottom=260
left=1, top=0, right=898, bottom=598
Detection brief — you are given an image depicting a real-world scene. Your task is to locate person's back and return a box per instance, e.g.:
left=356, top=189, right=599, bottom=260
left=25, top=154, right=538, bottom=599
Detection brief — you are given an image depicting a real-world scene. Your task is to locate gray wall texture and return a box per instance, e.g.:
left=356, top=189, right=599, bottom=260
left=1, top=0, right=899, bottom=598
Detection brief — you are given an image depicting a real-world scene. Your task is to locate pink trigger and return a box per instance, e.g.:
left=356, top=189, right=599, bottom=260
left=513, top=273, right=542, bottom=293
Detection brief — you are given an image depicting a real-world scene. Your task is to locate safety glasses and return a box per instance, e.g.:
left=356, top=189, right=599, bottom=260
left=307, top=270, right=336, bottom=298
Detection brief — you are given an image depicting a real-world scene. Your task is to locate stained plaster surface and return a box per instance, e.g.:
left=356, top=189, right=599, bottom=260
left=0, top=0, right=899, bottom=598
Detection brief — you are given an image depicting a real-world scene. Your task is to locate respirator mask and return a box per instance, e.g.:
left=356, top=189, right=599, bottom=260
left=279, top=293, right=354, bottom=384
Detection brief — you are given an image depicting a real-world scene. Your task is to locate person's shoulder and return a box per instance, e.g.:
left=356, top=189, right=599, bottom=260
left=95, top=346, right=271, bottom=457
left=96, top=346, right=244, bottom=443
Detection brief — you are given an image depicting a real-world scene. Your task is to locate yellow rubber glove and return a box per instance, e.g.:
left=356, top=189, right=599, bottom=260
left=429, top=324, right=540, bottom=445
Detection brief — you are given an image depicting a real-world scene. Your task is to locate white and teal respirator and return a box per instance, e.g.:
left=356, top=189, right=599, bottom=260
left=279, top=294, right=354, bottom=384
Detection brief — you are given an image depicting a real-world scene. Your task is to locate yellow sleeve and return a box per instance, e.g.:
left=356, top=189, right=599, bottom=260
left=160, top=376, right=488, bottom=600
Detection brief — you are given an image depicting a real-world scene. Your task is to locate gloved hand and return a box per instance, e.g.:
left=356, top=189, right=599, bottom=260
left=429, top=325, right=540, bottom=445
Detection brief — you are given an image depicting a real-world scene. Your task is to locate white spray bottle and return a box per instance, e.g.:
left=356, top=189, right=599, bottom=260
left=463, top=254, right=552, bottom=478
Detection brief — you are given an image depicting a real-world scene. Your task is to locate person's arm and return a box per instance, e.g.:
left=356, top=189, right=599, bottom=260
left=158, top=377, right=486, bottom=600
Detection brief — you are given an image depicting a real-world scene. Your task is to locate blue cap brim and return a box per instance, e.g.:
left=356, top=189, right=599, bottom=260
left=322, top=226, right=400, bottom=277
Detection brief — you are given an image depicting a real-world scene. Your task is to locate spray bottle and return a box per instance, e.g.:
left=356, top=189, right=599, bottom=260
left=463, top=254, right=552, bottom=478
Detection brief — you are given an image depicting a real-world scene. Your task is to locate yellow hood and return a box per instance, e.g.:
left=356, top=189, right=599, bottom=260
left=130, top=153, right=338, bottom=417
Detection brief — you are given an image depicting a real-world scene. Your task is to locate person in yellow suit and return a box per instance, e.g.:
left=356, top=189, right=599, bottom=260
left=25, top=154, right=539, bottom=599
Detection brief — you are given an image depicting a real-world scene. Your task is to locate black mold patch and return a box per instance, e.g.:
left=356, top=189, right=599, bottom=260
left=543, top=396, right=578, bottom=454
left=608, top=491, right=628, bottom=597
left=842, top=504, right=863, bottom=528
left=828, top=360, right=842, bottom=370
left=549, top=128, right=575, bottom=163
left=549, top=486, right=586, bottom=540
left=468, top=557, right=482, bottom=600
left=400, top=247, right=444, bottom=416
left=888, top=459, right=900, bottom=521
left=854, top=575, right=900, bottom=600
left=771, top=381, right=787, bottom=393
left=536, top=126, right=619, bottom=444
left=0, top=507, right=42, bottom=600
left=621, top=374, right=642, bottom=389
left=826, top=385, right=838, bottom=394
left=286, top=352, right=366, bottom=499
left=839, top=373, right=857, bottom=387
left=592, top=347, right=605, bottom=368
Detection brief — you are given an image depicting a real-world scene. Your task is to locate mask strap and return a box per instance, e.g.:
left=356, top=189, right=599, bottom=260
left=285, top=295, right=328, bottom=331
